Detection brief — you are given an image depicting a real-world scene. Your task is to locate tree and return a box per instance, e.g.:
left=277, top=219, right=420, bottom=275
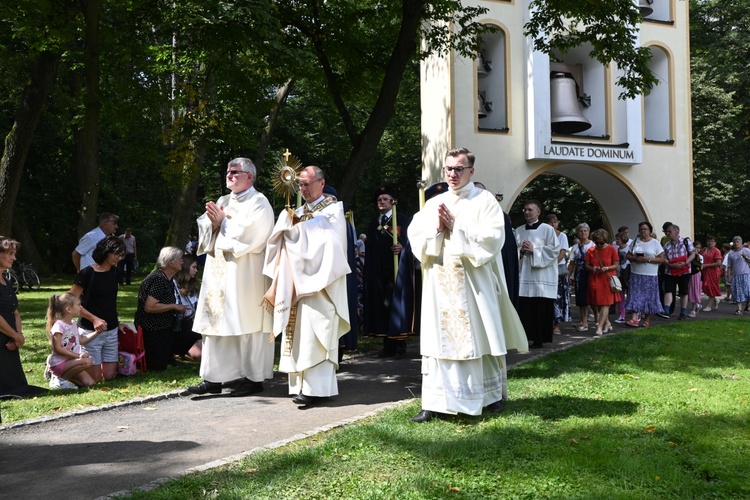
left=0, top=51, right=61, bottom=236
left=524, top=0, right=658, bottom=99
left=0, top=0, right=78, bottom=236
left=73, top=0, right=102, bottom=237
left=272, top=0, right=494, bottom=209
left=689, top=0, right=750, bottom=242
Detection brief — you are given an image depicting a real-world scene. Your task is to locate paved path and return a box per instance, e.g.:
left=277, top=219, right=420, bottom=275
left=0, top=303, right=739, bottom=499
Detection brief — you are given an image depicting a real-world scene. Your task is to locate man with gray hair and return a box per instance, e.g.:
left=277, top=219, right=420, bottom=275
left=263, top=166, right=351, bottom=406
left=187, top=157, right=275, bottom=397
left=72, top=212, right=119, bottom=272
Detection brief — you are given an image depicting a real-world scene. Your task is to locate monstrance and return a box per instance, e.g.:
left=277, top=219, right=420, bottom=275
left=272, top=149, right=302, bottom=220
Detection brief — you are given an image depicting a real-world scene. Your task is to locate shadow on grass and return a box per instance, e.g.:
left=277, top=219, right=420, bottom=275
left=506, top=394, right=639, bottom=420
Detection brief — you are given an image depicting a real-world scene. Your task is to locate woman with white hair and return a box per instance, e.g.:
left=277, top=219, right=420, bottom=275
left=726, top=236, right=750, bottom=315
left=135, top=247, right=187, bottom=370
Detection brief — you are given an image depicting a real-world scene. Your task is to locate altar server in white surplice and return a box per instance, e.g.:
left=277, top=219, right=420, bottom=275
left=263, top=166, right=350, bottom=406
left=515, top=200, right=559, bottom=349
left=186, top=157, right=275, bottom=398
left=407, top=147, right=528, bottom=423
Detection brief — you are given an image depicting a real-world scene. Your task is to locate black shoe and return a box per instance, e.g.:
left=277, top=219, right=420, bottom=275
left=656, top=312, right=670, bottom=319
left=409, top=410, right=438, bottom=423
left=292, top=393, right=320, bottom=405
left=221, top=378, right=245, bottom=390
left=186, top=381, right=222, bottom=395
left=485, top=400, right=505, bottom=414
left=530, top=341, right=544, bottom=349
left=229, top=380, right=264, bottom=397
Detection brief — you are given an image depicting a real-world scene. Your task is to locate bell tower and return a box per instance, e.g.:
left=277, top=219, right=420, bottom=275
left=420, top=0, right=693, bottom=235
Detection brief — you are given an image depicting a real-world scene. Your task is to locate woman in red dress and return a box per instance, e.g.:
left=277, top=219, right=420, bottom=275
left=701, top=235, right=723, bottom=311
left=585, top=229, right=621, bottom=336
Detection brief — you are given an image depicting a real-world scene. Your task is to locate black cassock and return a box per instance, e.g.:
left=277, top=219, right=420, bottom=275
left=363, top=212, right=411, bottom=338
left=501, top=211, right=520, bottom=312
left=339, top=220, right=360, bottom=354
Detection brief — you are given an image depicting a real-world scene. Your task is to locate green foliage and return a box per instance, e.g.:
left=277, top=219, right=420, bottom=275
left=689, top=0, right=750, bottom=243
left=4, top=0, right=725, bottom=271
left=510, top=175, right=605, bottom=235
left=524, top=0, right=659, bottom=99
left=421, top=2, right=495, bottom=58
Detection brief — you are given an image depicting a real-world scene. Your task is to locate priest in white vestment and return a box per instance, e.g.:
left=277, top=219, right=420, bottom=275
left=515, top=200, right=560, bottom=348
left=263, top=166, right=350, bottom=406
left=186, top=157, right=275, bottom=397
left=408, top=147, right=528, bottom=423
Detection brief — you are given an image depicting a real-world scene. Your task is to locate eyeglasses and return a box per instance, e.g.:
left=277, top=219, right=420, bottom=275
left=444, top=166, right=471, bottom=174
left=595, top=241, right=607, bottom=246
left=226, top=170, right=249, bottom=177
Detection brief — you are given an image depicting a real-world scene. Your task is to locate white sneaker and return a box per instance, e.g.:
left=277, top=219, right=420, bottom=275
left=50, top=375, right=78, bottom=390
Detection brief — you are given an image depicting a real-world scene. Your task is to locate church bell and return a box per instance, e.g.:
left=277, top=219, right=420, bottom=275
left=478, top=94, right=487, bottom=119
left=550, top=72, right=591, bottom=135
left=477, top=52, right=488, bottom=78
left=639, top=0, right=654, bottom=17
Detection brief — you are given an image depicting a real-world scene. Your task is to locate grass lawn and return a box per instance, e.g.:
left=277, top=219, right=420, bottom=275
left=121, top=320, right=749, bottom=499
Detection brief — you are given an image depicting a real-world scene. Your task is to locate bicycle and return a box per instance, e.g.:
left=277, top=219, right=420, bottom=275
left=2, top=268, right=20, bottom=293
left=14, top=262, right=40, bottom=290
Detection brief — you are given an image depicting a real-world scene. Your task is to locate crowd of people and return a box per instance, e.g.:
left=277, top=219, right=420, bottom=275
left=2, top=149, right=749, bottom=425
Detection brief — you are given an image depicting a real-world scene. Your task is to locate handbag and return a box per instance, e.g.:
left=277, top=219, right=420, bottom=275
left=609, top=275, right=623, bottom=293
left=595, top=247, right=622, bottom=292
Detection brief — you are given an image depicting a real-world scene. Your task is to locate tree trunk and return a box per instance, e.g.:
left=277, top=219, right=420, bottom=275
left=12, top=214, right=48, bottom=275
left=336, top=0, right=424, bottom=208
left=75, top=0, right=102, bottom=237
left=164, top=141, right=205, bottom=249
left=256, top=79, right=294, bottom=171
left=0, top=51, right=61, bottom=236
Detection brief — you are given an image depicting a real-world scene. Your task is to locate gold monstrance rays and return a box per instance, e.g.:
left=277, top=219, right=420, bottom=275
left=272, top=149, right=302, bottom=220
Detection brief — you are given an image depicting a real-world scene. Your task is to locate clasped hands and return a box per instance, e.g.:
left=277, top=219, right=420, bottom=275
left=205, top=201, right=226, bottom=230
left=437, top=203, right=456, bottom=232
left=520, top=239, right=534, bottom=256
left=5, top=331, right=24, bottom=351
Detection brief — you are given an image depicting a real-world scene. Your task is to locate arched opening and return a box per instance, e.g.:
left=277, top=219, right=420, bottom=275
left=507, top=164, right=647, bottom=242
left=476, top=24, right=508, bottom=132
left=643, top=45, right=673, bottom=143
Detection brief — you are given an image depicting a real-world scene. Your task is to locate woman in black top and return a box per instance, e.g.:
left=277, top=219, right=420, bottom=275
left=135, top=247, right=186, bottom=371
left=0, top=237, right=47, bottom=400
left=70, top=235, right=125, bottom=382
